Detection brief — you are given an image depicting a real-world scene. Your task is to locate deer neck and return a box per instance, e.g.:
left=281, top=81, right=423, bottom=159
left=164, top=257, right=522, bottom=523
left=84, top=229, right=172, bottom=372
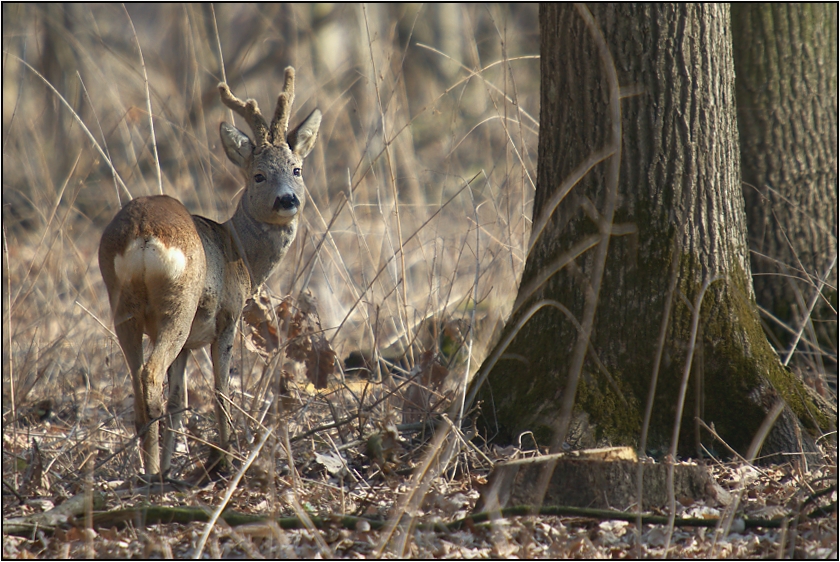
left=228, top=195, right=297, bottom=291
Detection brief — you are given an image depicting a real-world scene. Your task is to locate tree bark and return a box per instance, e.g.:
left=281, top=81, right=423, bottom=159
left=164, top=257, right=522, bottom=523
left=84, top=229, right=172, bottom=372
left=731, top=4, right=838, bottom=365
left=471, top=4, right=828, bottom=460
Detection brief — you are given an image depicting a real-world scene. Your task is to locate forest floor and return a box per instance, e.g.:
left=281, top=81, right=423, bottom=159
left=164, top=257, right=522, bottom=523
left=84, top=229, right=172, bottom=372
left=3, top=5, right=836, bottom=558
left=2, top=371, right=836, bottom=559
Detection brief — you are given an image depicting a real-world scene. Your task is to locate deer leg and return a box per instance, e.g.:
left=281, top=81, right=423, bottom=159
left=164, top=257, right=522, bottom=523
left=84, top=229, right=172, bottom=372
left=140, top=308, right=194, bottom=477
left=137, top=354, right=169, bottom=477
left=161, top=348, right=190, bottom=475
left=210, top=319, right=236, bottom=463
left=114, top=316, right=153, bottom=472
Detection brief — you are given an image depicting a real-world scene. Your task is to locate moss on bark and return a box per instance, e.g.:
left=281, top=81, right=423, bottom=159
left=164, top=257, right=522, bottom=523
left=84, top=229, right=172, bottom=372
left=471, top=4, right=832, bottom=461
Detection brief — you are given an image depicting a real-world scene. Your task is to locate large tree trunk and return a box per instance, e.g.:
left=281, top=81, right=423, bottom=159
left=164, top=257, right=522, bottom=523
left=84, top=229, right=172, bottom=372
left=471, top=4, right=828, bottom=460
left=731, top=4, right=838, bottom=367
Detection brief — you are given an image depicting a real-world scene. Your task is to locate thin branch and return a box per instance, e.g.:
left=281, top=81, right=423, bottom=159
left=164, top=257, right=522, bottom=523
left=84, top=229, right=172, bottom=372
left=784, top=254, right=837, bottom=366
left=5, top=52, right=131, bottom=200
left=193, top=428, right=273, bottom=559
left=123, top=4, right=162, bottom=195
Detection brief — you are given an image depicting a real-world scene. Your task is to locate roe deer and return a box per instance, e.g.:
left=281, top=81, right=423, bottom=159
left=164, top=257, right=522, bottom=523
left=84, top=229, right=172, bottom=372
left=99, top=67, right=321, bottom=477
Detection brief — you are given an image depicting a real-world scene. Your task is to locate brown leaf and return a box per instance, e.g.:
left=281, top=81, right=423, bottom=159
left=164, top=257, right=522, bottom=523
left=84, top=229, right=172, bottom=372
left=365, top=419, right=401, bottom=470
left=305, top=335, right=336, bottom=389
left=274, top=297, right=295, bottom=327
left=20, top=439, right=45, bottom=497
left=400, top=350, right=452, bottom=424
left=242, top=294, right=279, bottom=358
left=245, top=291, right=335, bottom=388
left=241, top=291, right=336, bottom=388
left=284, top=292, right=334, bottom=389
left=65, top=526, right=84, bottom=542
left=16, top=399, right=54, bottom=426
left=412, top=349, right=450, bottom=390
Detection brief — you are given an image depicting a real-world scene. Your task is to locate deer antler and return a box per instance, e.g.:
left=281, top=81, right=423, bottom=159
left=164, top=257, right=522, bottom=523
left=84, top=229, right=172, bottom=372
left=218, top=83, right=270, bottom=146
left=218, top=67, right=299, bottom=147
left=270, top=66, right=296, bottom=143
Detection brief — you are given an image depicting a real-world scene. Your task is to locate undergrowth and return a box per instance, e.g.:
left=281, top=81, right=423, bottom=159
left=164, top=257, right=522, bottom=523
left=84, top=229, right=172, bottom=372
left=2, top=4, right=835, bottom=559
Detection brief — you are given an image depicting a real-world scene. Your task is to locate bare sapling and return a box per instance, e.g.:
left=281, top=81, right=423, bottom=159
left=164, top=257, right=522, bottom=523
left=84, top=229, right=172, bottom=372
left=98, top=67, right=322, bottom=477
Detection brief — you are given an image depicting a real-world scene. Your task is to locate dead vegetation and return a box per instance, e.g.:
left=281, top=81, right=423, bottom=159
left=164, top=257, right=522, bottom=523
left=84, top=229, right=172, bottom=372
left=2, top=4, right=836, bottom=559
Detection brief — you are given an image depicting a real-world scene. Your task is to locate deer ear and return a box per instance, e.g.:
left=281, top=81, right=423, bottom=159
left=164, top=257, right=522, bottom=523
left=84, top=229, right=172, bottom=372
left=287, top=109, right=321, bottom=158
left=220, top=122, right=254, bottom=167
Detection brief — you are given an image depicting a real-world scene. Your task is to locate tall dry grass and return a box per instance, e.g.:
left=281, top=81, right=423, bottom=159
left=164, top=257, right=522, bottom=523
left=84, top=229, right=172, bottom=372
left=3, top=5, right=836, bottom=559
left=2, top=2, right=539, bottom=517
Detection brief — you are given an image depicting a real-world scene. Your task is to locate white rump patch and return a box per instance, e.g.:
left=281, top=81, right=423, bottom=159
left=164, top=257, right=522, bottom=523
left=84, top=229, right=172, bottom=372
left=114, top=237, right=187, bottom=287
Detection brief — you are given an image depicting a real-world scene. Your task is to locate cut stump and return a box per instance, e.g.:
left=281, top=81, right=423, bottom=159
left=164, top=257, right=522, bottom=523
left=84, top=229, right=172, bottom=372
left=476, top=448, right=730, bottom=512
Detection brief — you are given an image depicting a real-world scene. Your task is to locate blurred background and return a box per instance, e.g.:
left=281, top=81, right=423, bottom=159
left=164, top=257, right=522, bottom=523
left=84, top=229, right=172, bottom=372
left=2, top=4, right=539, bottom=425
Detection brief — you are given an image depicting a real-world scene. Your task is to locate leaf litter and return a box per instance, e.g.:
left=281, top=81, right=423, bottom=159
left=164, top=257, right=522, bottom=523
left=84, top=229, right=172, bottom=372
left=2, top=293, right=836, bottom=558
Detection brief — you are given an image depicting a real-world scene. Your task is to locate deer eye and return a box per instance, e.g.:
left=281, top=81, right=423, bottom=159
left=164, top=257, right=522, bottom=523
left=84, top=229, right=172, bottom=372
left=293, top=168, right=302, bottom=177
left=254, top=173, right=266, bottom=183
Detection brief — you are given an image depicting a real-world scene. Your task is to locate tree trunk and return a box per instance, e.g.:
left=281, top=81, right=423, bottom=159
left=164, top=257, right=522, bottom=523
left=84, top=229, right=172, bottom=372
left=731, top=4, right=838, bottom=366
left=471, top=4, right=828, bottom=460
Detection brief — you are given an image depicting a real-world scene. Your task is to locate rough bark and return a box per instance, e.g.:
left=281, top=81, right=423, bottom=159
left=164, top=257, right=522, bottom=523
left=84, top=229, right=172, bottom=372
left=471, top=4, right=829, bottom=460
left=731, top=4, right=838, bottom=364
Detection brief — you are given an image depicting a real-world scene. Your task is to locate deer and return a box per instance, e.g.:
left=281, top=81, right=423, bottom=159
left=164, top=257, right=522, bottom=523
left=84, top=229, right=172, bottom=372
left=98, top=67, right=321, bottom=478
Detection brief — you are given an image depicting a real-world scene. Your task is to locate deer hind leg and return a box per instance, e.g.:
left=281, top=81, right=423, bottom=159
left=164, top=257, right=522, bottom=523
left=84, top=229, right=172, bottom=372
left=138, top=293, right=198, bottom=477
left=138, top=342, right=184, bottom=476
left=112, top=314, right=157, bottom=473
left=161, top=348, right=189, bottom=475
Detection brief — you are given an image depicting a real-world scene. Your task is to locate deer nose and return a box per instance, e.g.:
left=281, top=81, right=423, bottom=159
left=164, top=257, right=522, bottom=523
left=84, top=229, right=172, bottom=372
left=274, top=193, right=299, bottom=212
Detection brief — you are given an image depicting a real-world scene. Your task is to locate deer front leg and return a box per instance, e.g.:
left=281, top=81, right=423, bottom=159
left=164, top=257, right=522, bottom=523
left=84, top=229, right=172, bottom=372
left=210, top=318, right=236, bottom=468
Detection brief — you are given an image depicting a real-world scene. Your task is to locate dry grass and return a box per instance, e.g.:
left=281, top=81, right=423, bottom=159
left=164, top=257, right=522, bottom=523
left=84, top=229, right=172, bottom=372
left=2, top=4, right=836, bottom=559
left=3, top=6, right=538, bottom=424
left=2, top=3, right=542, bottom=557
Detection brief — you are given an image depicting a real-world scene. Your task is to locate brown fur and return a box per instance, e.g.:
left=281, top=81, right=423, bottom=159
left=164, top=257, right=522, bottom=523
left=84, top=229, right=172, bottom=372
left=99, top=69, right=321, bottom=476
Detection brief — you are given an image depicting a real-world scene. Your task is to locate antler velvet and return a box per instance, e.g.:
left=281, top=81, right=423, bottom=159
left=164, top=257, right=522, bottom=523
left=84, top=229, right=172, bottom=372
left=218, top=66, right=297, bottom=147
